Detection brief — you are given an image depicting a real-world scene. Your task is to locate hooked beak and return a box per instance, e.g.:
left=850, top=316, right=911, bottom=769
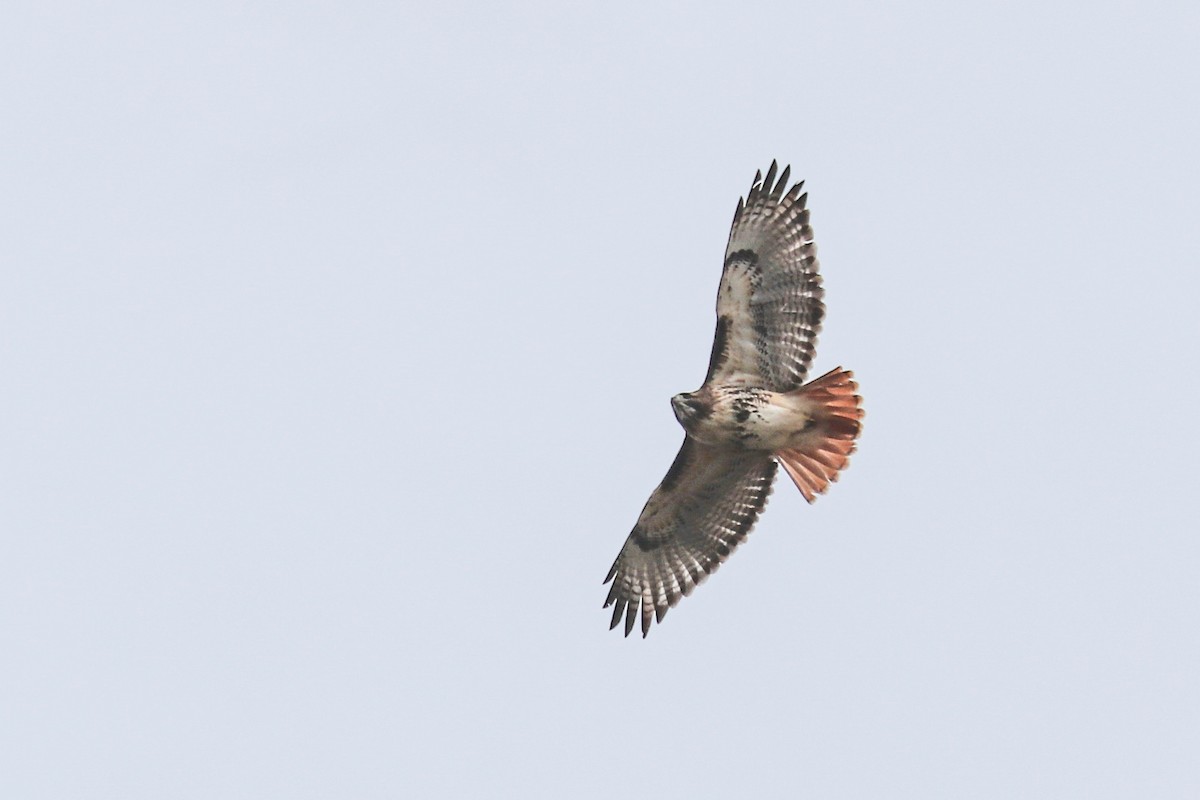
left=671, top=393, right=699, bottom=421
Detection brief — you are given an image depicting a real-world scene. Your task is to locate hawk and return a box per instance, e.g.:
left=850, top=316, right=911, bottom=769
left=603, top=162, right=864, bottom=637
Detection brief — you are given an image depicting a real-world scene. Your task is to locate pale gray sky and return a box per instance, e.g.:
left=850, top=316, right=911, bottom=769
left=3, top=1, right=1198, bottom=797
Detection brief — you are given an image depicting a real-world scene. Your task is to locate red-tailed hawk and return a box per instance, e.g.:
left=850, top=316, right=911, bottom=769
left=604, top=162, right=864, bottom=637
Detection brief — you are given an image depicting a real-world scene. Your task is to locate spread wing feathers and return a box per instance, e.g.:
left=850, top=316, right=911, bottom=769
left=603, top=440, right=778, bottom=637
left=705, top=161, right=824, bottom=391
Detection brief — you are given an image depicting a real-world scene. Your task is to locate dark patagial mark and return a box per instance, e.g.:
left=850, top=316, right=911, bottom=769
left=724, top=248, right=758, bottom=267
left=630, top=524, right=664, bottom=552
left=704, top=315, right=731, bottom=382
left=659, top=440, right=697, bottom=493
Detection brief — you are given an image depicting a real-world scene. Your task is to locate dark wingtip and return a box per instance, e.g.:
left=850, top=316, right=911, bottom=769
left=776, top=164, right=791, bottom=197
left=763, top=161, right=778, bottom=192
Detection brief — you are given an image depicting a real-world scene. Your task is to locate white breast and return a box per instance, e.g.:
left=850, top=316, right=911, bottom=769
left=688, top=387, right=814, bottom=451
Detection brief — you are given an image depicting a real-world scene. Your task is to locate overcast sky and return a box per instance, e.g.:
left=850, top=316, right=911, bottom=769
left=3, top=2, right=1199, bottom=797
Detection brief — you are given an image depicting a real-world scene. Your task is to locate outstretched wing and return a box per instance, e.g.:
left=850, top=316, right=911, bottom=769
left=704, top=161, right=824, bottom=391
left=603, top=440, right=778, bottom=637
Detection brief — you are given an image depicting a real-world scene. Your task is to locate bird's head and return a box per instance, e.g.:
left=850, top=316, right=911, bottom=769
left=670, top=391, right=711, bottom=428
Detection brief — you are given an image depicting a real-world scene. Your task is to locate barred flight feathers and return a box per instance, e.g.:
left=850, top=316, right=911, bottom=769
left=706, top=160, right=824, bottom=391
left=603, top=440, right=777, bottom=638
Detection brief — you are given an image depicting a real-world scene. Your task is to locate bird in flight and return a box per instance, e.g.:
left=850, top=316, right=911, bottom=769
left=603, top=161, right=864, bottom=637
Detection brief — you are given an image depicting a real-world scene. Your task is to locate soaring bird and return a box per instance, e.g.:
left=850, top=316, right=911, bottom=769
left=603, top=162, right=864, bottom=637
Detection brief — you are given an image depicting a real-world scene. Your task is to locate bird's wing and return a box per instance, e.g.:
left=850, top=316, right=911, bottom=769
left=603, top=439, right=778, bottom=637
left=704, top=161, right=824, bottom=391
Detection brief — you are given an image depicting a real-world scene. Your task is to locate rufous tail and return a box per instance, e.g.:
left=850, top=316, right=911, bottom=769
left=775, top=367, right=864, bottom=503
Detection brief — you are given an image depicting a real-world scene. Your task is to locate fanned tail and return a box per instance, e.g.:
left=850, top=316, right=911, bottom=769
left=776, top=367, right=864, bottom=503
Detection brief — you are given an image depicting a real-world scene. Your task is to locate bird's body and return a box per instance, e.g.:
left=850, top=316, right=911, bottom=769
left=674, top=384, right=816, bottom=451
left=603, top=162, right=865, bottom=637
